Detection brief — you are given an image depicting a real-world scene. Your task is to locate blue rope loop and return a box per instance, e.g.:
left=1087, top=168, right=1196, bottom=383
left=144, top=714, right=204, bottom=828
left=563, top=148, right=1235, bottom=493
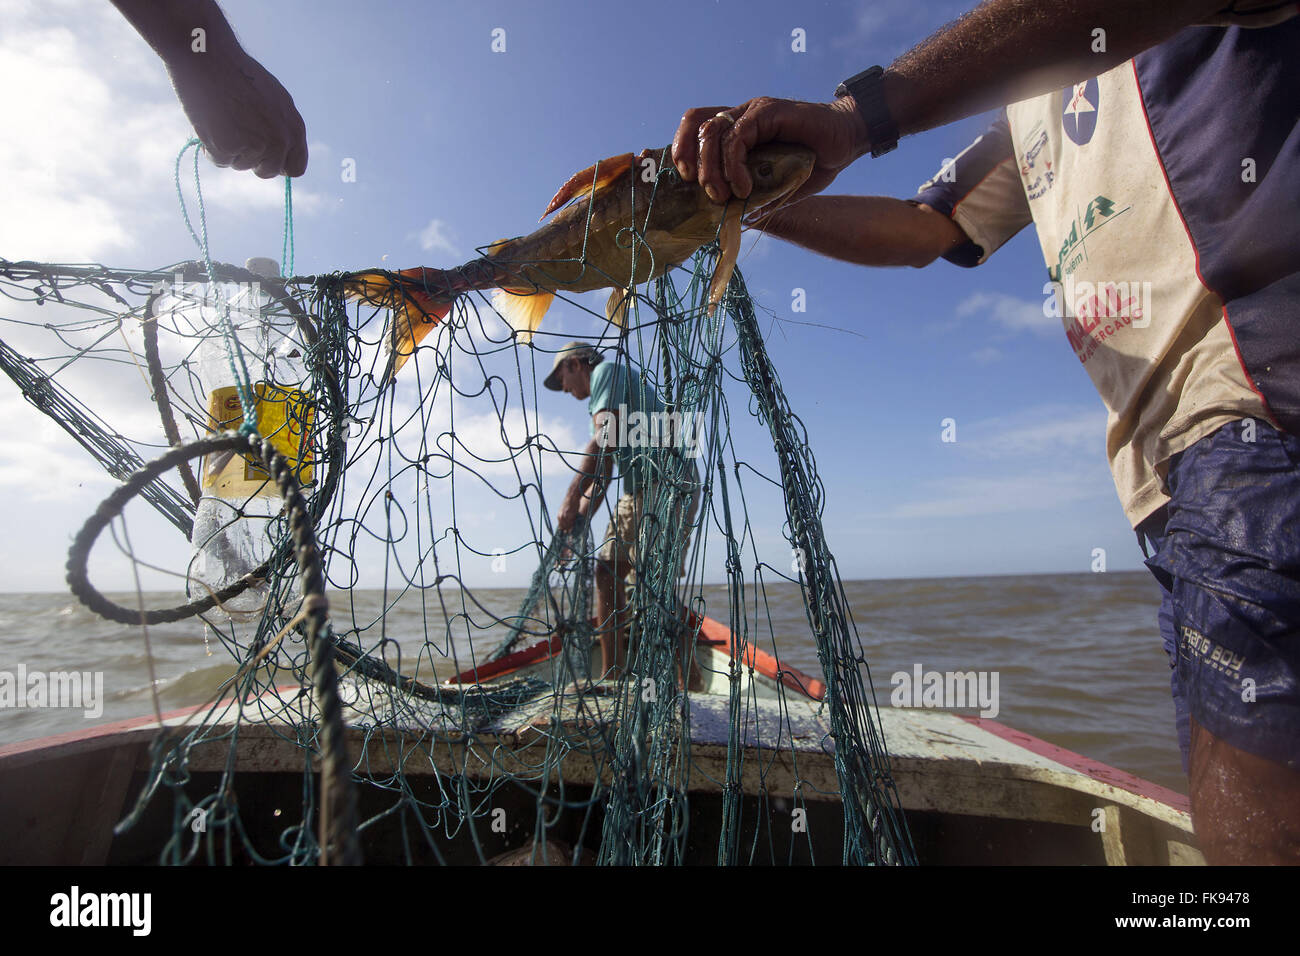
left=172, top=138, right=298, bottom=437
left=282, top=176, right=295, bottom=279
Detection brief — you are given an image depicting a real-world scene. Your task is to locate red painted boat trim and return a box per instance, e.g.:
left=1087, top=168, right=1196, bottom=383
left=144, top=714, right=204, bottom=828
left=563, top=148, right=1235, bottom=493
left=444, top=614, right=826, bottom=701
left=958, top=714, right=1190, bottom=814
left=0, top=685, right=303, bottom=761
left=445, top=634, right=562, bottom=686
left=689, top=613, right=826, bottom=701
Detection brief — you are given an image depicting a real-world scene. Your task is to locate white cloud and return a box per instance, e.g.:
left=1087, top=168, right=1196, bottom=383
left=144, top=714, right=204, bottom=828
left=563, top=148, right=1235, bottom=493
left=837, top=6, right=892, bottom=44
left=0, top=385, right=118, bottom=502
left=438, top=408, right=582, bottom=481
left=416, top=219, right=458, bottom=258
left=0, top=2, right=323, bottom=264
left=829, top=0, right=961, bottom=51
left=198, top=167, right=323, bottom=217
left=960, top=406, right=1106, bottom=460
left=879, top=471, right=1108, bottom=519
left=865, top=404, right=1110, bottom=520
left=956, top=290, right=1057, bottom=335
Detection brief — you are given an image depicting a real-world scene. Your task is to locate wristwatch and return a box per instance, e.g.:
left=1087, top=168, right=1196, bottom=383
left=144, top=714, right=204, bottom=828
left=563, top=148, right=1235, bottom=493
left=835, top=66, right=898, bottom=158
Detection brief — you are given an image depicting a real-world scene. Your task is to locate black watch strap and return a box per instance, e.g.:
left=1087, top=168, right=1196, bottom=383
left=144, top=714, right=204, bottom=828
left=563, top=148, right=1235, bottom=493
left=835, top=66, right=898, bottom=158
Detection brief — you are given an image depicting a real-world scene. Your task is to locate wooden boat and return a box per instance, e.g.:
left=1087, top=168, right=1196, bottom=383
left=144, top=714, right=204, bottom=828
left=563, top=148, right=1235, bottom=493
left=0, top=614, right=1202, bottom=865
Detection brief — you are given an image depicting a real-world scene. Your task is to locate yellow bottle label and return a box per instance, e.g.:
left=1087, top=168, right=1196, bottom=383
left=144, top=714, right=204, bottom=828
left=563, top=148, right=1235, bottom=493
left=202, top=383, right=315, bottom=497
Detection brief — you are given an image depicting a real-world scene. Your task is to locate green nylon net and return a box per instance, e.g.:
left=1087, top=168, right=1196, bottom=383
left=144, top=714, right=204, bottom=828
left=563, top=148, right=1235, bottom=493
left=0, top=172, right=913, bottom=866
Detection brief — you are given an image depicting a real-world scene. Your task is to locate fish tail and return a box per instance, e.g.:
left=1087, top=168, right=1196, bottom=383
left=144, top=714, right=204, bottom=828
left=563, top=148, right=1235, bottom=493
left=345, top=268, right=454, bottom=382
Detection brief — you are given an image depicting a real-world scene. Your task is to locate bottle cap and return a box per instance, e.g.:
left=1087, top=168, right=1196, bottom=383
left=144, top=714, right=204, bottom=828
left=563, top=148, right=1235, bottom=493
left=244, top=257, right=281, bottom=278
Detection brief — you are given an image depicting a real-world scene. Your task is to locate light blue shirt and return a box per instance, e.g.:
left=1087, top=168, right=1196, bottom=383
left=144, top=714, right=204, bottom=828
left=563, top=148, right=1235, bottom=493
left=587, top=361, right=697, bottom=495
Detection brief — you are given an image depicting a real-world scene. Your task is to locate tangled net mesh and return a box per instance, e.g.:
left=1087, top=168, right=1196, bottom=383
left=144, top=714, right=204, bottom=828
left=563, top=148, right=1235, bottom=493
left=0, top=213, right=913, bottom=865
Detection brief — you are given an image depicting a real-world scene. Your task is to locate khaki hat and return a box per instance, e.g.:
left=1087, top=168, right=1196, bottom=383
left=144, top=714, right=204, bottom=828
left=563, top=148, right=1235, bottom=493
left=543, top=341, right=601, bottom=390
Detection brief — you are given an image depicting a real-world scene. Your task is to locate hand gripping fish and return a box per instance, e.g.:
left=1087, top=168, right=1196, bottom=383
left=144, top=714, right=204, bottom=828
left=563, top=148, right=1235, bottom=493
left=345, top=143, right=814, bottom=382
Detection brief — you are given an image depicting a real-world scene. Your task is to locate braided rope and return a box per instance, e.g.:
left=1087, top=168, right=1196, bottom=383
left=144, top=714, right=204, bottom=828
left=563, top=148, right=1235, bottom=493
left=66, top=434, right=274, bottom=624
left=65, top=429, right=361, bottom=865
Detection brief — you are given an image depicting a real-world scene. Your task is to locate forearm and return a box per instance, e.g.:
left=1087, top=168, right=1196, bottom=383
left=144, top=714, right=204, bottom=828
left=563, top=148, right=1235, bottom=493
left=578, top=445, right=614, bottom=519
left=579, top=466, right=611, bottom=519
left=563, top=440, right=613, bottom=520
left=875, top=0, right=1223, bottom=147
left=755, top=196, right=966, bottom=268
left=111, top=0, right=241, bottom=66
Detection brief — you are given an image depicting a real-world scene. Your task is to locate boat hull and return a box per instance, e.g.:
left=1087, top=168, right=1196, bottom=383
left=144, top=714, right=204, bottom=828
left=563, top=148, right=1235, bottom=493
left=0, top=616, right=1201, bottom=865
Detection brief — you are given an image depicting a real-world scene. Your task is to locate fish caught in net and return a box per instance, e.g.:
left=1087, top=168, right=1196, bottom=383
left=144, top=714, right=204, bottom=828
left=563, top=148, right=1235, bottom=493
left=0, top=150, right=913, bottom=865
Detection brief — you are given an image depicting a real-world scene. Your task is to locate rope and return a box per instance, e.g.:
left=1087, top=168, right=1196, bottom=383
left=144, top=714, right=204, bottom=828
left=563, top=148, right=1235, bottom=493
left=731, top=273, right=915, bottom=865
left=142, top=289, right=202, bottom=505
left=173, top=139, right=256, bottom=433
left=65, top=433, right=274, bottom=624
left=282, top=176, right=295, bottom=278
left=3, top=137, right=918, bottom=867
left=65, top=430, right=361, bottom=865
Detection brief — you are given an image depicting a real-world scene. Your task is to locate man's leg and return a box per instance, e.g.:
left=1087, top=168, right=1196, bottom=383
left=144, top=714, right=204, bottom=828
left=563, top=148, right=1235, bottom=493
left=1145, top=419, right=1300, bottom=862
left=594, top=553, right=631, bottom=678
left=595, top=494, right=637, bottom=679
left=1189, top=716, right=1300, bottom=864
left=675, top=486, right=703, bottom=692
left=594, top=557, right=618, bottom=678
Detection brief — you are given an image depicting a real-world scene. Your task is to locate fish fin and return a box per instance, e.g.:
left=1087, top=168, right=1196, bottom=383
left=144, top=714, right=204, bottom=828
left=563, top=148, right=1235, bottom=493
left=484, top=237, right=513, bottom=257
left=541, top=153, right=635, bottom=220
left=605, top=287, right=633, bottom=330
left=343, top=270, right=398, bottom=306
left=346, top=269, right=451, bottom=384
left=492, top=287, right=556, bottom=344
left=383, top=293, right=451, bottom=383
left=707, top=202, right=744, bottom=316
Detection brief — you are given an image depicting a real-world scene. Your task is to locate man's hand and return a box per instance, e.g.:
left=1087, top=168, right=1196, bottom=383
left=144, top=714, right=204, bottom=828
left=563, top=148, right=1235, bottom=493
left=671, top=97, right=866, bottom=205
left=670, top=2, right=1227, bottom=206
left=557, top=436, right=610, bottom=541
left=169, top=48, right=308, bottom=178
left=112, top=0, right=308, bottom=178
left=557, top=496, right=581, bottom=534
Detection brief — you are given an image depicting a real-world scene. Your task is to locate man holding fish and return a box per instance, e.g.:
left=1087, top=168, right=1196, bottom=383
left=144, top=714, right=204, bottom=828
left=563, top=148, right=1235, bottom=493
left=670, top=0, right=1299, bottom=864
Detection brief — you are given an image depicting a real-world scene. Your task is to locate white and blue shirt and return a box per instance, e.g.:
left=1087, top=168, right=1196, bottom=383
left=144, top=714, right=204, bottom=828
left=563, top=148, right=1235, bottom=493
left=916, top=5, right=1299, bottom=526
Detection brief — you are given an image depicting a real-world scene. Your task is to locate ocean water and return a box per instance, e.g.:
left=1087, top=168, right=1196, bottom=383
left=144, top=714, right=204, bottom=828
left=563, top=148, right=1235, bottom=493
left=0, top=570, right=1185, bottom=792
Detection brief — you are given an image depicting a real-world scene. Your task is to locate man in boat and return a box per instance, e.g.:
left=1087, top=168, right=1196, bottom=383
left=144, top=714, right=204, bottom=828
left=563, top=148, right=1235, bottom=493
left=548, top=341, right=703, bottom=689
left=671, top=0, right=1299, bottom=864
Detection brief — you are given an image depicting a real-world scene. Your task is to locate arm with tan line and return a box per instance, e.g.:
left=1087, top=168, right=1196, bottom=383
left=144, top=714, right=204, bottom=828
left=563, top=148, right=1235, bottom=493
left=748, top=196, right=970, bottom=269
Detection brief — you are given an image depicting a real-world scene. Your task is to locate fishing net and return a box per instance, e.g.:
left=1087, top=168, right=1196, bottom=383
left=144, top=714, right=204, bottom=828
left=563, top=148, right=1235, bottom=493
left=0, top=153, right=913, bottom=866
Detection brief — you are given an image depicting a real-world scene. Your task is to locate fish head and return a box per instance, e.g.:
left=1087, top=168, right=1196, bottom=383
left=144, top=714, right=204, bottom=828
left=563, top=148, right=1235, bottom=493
left=738, top=143, right=816, bottom=217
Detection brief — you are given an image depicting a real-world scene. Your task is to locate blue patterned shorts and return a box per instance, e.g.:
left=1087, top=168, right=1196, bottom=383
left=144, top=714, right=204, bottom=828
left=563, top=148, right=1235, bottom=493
left=1140, top=417, right=1300, bottom=772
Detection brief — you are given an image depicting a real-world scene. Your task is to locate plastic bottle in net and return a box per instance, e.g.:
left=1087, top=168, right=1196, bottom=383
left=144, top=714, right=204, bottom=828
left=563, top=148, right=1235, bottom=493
left=188, top=257, right=312, bottom=635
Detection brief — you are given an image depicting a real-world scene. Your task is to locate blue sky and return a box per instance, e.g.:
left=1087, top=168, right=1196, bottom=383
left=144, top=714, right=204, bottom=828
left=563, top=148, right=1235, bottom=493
left=0, top=0, right=1142, bottom=590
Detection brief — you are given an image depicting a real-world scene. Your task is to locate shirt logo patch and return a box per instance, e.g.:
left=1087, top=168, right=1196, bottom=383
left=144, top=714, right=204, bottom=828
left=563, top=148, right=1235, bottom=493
left=1047, top=193, right=1133, bottom=282
left=1019, top=123, right=1054, bottom=199
left=1061, top=78, right=1099, bottom=146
